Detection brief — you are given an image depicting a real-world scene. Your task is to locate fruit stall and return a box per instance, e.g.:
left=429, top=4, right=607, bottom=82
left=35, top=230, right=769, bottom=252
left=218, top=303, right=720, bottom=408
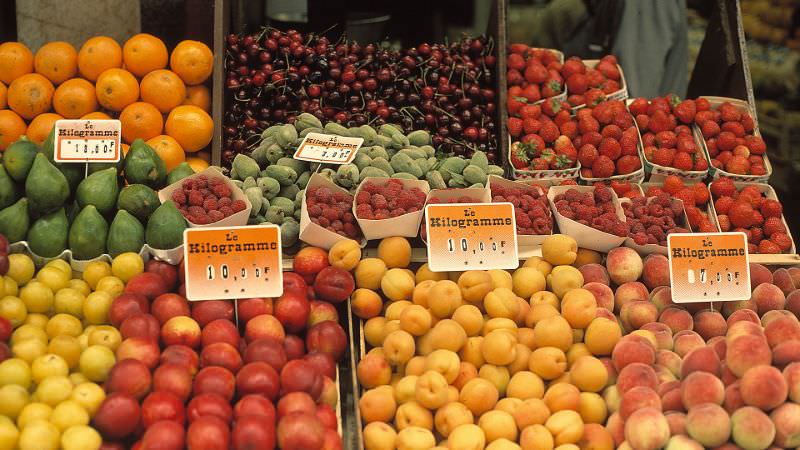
left=0, top=0, right=798, bottom=449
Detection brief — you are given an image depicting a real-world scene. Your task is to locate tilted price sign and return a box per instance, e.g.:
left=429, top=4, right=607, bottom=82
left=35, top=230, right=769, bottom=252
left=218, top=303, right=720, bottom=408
left=54, top=119, right=121, bottom=163
left=425, top=202, right=519, bottom=272
left=668, top=232, right=750, bottom=304
left=183, top=225, right=283, bottom=301
left=293, top=132, right=363, bottom=164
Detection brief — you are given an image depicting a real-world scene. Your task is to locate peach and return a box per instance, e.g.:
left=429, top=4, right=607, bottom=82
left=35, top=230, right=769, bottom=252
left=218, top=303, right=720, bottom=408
left=616, top=362, right=658, bottom=394
left=659, top=307, right=693, bottom=334
left=383, top=330, right=416, bottom=365
left=665, top=411, right=687, bottom=435
left=530, top=290, right=559, bottom=309
left=360, top=385, right=397, bottom=423
left=650, top=286, right=675, bottom=313
left=605, top=412, right=625, bottom=447
left=560, top=289, right=597, bottom=329
left=684, top=403, right=731, bottom=447
left=630, top=329, right=658, bottom=349
left=541, top=234, right=578, bottom=266
left=603, top=384, right=621, bottom=413
left=583, top=282, right=614, bottom=311
left=740, top=365, right=788, bottom=410
left=579, top=263, right=610, bottom=286
left=725, top=305, right=758, bottom=325
left=726, top=334, right=772, bottom=377
left=511, top=268, right=546, bottom=299
left=424, top=349, right=460, bottom=383
left=545, top=409, right=583, bottom=446
left=641, top=322, right=673, bottom=350
left=672, top=331, right=705, bottom=358
left=530, top=347, right=567, bottom=380
left=708, top=335, right=727, bottom=360
left=620, top=386, right=661, bottom=420
left=523, top=256, right=554, bottom=277
left=395, top=401, right=433, bottom=431
left=750, top=263, right=773, bottom=289
left=584, top=317, right=621, bottom=356
left=415, top=263, right=448, bottom=284
left=693, top=310, right=727, bottom=340
left=620, top=301, right=658, bottom=331
left=680, top=346, right=721, bottom=378
left=681, top=371, right=725, bottom=408
left=606, top=247, right=643, bottom=284
left=665, top=434, right=704, bottom=450
left=764, top=316, right=800, bottom=348
left=459, top=378, right=499, bottom=416
left=459, top=337, right=484, bottom=368
left=381, top=268, right=415, bottom=301
left=623, top=408, right=670, bottom=450
left=363, top=421, right=397, bottom=450
left=752, top=282, right=786, bottom=315
left=726, top=320, right=765, bottom=342
left=399, top=305, right=432, bottom=337
left=433, top=402, right=473, bottom=437
left=396, top=426, right=435, bottom=450
left=351, top=288, right=383, bottom=319
left=785, top=362, right=800, bottom=402
left=513, top=398, right=551, bottom=429
left=377, top=236, right=411, bottom=268
left=656, top=350, right=682, bottom=378
left=772, top=268, right=796, bottom=295
left=642, top=254, right=670, bottom=289
left=611, top=337, right=655, bottom=371
left=533, top=316, right=572, bottom=352
left=773, top=340, right=800, bottom=367
left=487, top=269, right=513, bottom=290
left=612, top=282, right=649, bottom=314
left=578, top=392, right=607, bottom=424
left=543, top=383, right=580, bottom=413
left=358, top=354, right=392, bottom=388
left=356, top=258, right=388, bottom=290
left=787, top=290, right=800, bottom=318
left=789, top=267, right=800, bottom=286
left=429, top=319, right=467, bottom=352
left=731, top=406, right=776, bottom=450
left=547, top=266, right=583, bottom=299
left=479, top=410, right=518, bottom=443
left=484, top=288, right=521, bottom=320
left=770, top=402, right=800, bottom=448
left=661, top=386, right=684, bottom=413
left=655, top=365, right=677, bottom=384
left=721, top=299, right=757, bottom=318
left=458, top=271, right=493, bottom=304
left=570, top=356, right=607, bottom=393
left=595, top=308, right=616, bottom=321
left=722, top=380, right=744, bottom=414
left=428, top=280, right=463, bottom=318
left=480, top=364, right=511, bottom=396
left=761, top=309, right=797, bottom=328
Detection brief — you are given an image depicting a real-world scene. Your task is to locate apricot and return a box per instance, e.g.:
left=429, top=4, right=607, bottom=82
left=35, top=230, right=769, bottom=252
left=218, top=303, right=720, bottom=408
left=482, top=330, right=517, bottom=366
left=381, top=269, right=415, bottom=301
left=429, top=319, right=467, bottom=352
left=479, top=364, right=511, bottom=396
left=584, top=317, right=621, bottom=356
left=396, top=426, right=436, bottom=450
left=570, top=356, right=608, bottom=392
left=513, top=397, right=551, bottom=429
left=512, top=268, right=546, bottom=299
left=386, top=300, right=412, bottom=321
left=545, top=410, right=584, bottom=445
left=358, top=353, right=392, bottom=388
left=404, top=356, right=426, bottom=376
left=424, top=349, right=460, bottom=383
left=523, top=256, right=554, bottom=277
left=578, top=423, right=614, bottom=450
left=544, top=382, right=580, bottom=413
left=485, top=288, right=521, bottom=320
left=529, top=347, right=566, bottom=381
left=394, top=375, right=418, bottom=404
left=383, top=330, right=416, bottom=365
left=415, top=263, right=448, bottom=283
left=488, top=269, right=513, bottom=290
left=364, top=317, right=389, bottom=347
left=547, top=266, right=584, bottom=298
left=506, top=371, right=544, bottom=400
left=517, top=327, right=536, bottom=349
left=458, top=271, right=493, bottom=303
left=451, top=305, right=483, bottom=337
left=483, top=318, right=518, bottom=336
left=459, top=337, right=485, bottom=368
left=525, top=303, right=559, bottom=328
left=434, top=402, right=473, bottom=437
left=460, top=377, right=499, bottom=416
left=409, top=280, right=435, bottom=308
left=566, top=343, right=591, bottom=367
left=480, top=410, right=518, bottom=443
left=352, top=288, right=383, bottom=319
left=448, top=424, right=486, bottom=450
left=560, top=289, right=597, bottom=329
left=519, top=424, right=554, bottom=450
left=428, top=281, right=463, bottom=319
left=533, top=316, right=573, bottom=351
left=360, top=385, right=397, bottom=423
left=328, top=238, right=361, bottom=270
left=378, top=237, right=412, bottom=268
left=508, top=344, right=533, bottom=375
left=530, top=290, right=560, bottom=309
left=363, top=422, right=398, bottom=450
left=578, top=392, right=607, bottom=424
left=356, top=258, right=388, bottom=290
left=541, top=234, right=578, bottom=266
left=399, top=305, right=432, bottom=336
left=395, top=401, right=433, bottom=431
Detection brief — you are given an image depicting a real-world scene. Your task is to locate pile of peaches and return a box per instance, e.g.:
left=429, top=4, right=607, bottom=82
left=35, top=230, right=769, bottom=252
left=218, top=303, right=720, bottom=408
left=350, top=234, right=800, bottom=450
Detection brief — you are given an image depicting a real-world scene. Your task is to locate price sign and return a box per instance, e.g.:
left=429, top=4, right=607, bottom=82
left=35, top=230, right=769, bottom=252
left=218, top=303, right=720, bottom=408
left=293, top=132, right=363, bottom=164
left=425, top=202, right=519, bottom=272
left=183, top=225, right=283, bottom=301
left=54, top=119, right=121, bottom=163
left=668, top=232, right=750, bottom=303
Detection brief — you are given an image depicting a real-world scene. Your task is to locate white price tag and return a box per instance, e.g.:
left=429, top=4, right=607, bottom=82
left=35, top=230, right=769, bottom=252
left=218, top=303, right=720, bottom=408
left=54, top=119, right=122, bottom=163
left=293, top=132, right=362, bottom=164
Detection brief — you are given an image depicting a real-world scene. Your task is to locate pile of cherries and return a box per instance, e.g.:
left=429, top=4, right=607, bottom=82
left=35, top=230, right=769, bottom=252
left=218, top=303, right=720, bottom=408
left=223, top=28, right=498, bottom=164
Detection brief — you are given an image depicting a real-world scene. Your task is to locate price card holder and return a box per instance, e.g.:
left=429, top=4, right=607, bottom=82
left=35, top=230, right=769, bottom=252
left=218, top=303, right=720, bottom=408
left=668, top=232, right=751, bottom=304
left=425, top=202, right=519, bottom=272
left=293, top=132, right=363, bottom=164
left=183, top=225, right=283, bottom=301
left=54, top=119, right=122, bottom=163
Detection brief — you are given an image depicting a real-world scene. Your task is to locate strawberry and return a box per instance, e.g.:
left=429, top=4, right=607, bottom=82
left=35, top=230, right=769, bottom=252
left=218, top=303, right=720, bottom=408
left=591, top=155, right=615, bottom=178
left=522, top=133, right=546, bottom=151
left=541, top=98, right=562, bottom=117
left=701, top=121, right=720, bottom=139
left=561, top=57, right=586, bottom=79
left=578, top=144, right=599, bottom=167
left=663, top=175, right=684, bottom=194
left=598, top=138, right=621, bottom=160
left=508, top=117, right=523, bottom=137
left=673, top=99, right=697, bottom=124
left=586, top=69, right=605, bottom=88
left=763, top=217, right=785, bottom=237
left=760, top=199, right=783, bottom=218
left=729, top=201, right=755, bottom=228
left=507, top=53, right=526, bottom=70
left=567, top=94, right=585, bottom=107
left=566, top=73, right=588, bottom=94
left=695, top=97, right=711, bottom=111
left=716, top=131, right=737, bottom=151
left=741, top=113, right=755, bottom=133
left=771, top=233, right=793, bottom=251
left=519, top=104, right=542, bottom=120
left=745, top=135, right=766, bottom=155
left=507, top=69, right=524, bottom=85
left=648, top=110, right=674, bottom=133
left=510, top=43, right=529, bottom=54
left=725, top=155, right=751, bottom=174
left=508, top=93, right=527, bottom=115
left=655, top=131, right=677, bottom=148
left=620, top=132, right=639, bottom=155
left=553, top=154, right=574, bottom=169
left=554, top=109, right=572, bottom=127
left=578, top=116, right=600, bottom=134
left=717, top=215, right=731, bottom=232
left=676, top=135, right=697, bottom=154
left=539, top=121, right=560, bottom=143
left=651, top=147, right=674, bottom=166
left=692, top=183, right=710, bottom=205
left=597, top=60, right=620, bottom=80
left=628, top=98, right=649, bottom=116
left=602, top=80, right=621, bottom=94
left=540, top=148, right=556, bottom=164
left=531, top=158, right=550, bottom=170
left=635, top=114, right=649, bottom=130
left=675, top=188, right=696, bottom=208
left=524, top=62, right=548, bottom=84
left=721, top=121, right=745, bottom=137
left=616, top=155, right=641, bottom=174
left=601, top=124, right=623, bottom=141
left=522, top=84, right=541, bottom=102
left=673, top=152, right=694, bottom=171
left=541, top=79, right=563, bottom=98
left=523, top=118, right=541, bottom=135
left=693, top=157, right=709, bottom=171
left=758, top=240, right=781, bottom=254
left=509, top=143, right=531, bottom=169
left=585, top=89, right=606, bottom=107
left=719, top=102, right=741, bottom=122
left=610, top=180, right=632, bottom=196
left=559, top=121, right=578, bottom=140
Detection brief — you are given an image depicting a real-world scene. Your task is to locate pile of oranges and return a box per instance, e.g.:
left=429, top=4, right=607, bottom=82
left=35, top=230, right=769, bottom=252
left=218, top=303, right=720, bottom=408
left=0, top=34, right=214, bottom=172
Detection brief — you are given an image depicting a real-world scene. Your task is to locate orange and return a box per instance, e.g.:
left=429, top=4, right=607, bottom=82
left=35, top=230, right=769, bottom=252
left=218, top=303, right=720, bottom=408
left=78, top=36, right=123, bottom=81
left=165, top=105, right=212, bottom=152
left=34, top=41, right=78, bottom=85
left=27, top=112, right=64, bottom=144
left=170, top=40, right=213, bottom=85
left=7, top=73, right=55, bottom=119
left=81, top=111, right=112, bottom=120
left=0, top=42, right=34, bottom=84
left=146, top=134, right=185, bottom=171
left=0, top=109, right=27, bottom=150
left=121, top=143, right=130, bottom=156
left=95, top=68, right=139, bottom=112
left=53, top=78, right=98, bottom=119
left=183, top=84, right=210, bottom=112
left=119, top=102, right=163, bottom=143
left=0, top=81, right=6, bottom=109
left=140, top=69, right=186, bottom=113
left=123, top=34, right=168, bottom=77
left=186, top=157, right=209, bottom=173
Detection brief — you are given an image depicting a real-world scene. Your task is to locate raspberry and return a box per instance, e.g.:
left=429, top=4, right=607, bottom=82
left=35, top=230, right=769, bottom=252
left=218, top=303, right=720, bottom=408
left=594, top=185, right=612, bottom=203
left=182, top=179, right=196, bottom=190
left=203, top=198, right=218, bottom=211
left=371, top=194, right=388, bottom=210
left=390, top=208, right=407, bottom=217
left=219, top=206, right=234, bottom=217
left=314, top=187, right=333, bottom=202
left=208, top=210, right=225, bottom=222
left=192, top=214, right=211, bottom=225
left=231, top=200, right=246, bottom=212
left=211, top=183, right=232, bottom=198
left=188, top=190, right=204, bottom=206
left=323, top=207, right=341, bottom=221
left=208, top=177, right=223, bottom=187
left=195, top=175, right=208, bottom=187
left=355, top=203, right=372, bottom=218
left=717, top=215, right=731, bottom=232
left=362, top=182, right=380, bottom=194
left=188, top=206, right=204, bottom=216
left=318, top=217, right=331, bottom=227
left=356, top=191, right=371, bottom=204
left=308, top=204, right=322, bottom=217
left=172, top=190, right=187, bottom=205
left=218, top=197, right=232, bottom=208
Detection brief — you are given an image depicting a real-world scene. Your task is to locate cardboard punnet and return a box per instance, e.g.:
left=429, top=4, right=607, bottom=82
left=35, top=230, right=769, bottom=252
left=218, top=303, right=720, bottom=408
left=158, top=167, right=252, bottom=228
left=620, top=188, right=692, bottom=256
left=299, top=173, right=366, bottom=250
left=568, top=60, right=628, bottom=113
left=694, top=96, right=772, bottom=183
left=353, top=177, right=431, bottom=240
left=486, top=175, right=553, bottom=250
left=547, top=184, right=627, bottom=252
left=420, top=187, right=492, bottom=244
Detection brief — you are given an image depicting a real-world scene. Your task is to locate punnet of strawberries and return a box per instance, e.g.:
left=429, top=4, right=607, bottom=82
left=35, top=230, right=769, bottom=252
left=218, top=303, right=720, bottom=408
left=507, top=98, right=577, bottom=172
left=629, top=95, right=709, bottom=172
left=575, top=99, right=642, bottom=179
left=697, top=101, right=767, bottom=176
left=355, top=179, right=427, bottom=220
left=506, top=44, right=565, bottom=104
left=553, top=184, right=629, bottom=237
left=490, top=184, right=553, bottom=235
left=710, top=178, right=791, bottom=254
left=172, top=175, right=247, bottom=225
left=306, top=186, right=361, bottom=239
left=561, top=55, right=623, bottom=107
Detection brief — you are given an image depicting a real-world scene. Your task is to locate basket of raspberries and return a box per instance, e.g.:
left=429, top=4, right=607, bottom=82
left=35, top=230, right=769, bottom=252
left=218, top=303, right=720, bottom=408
left=354, top=178, right=429, bottom=239
left=576, top=99, right=644, bottom=182
left=305, top=186, right=361, bottom=240
left=170, top=174, right=250, bottom=226
left=489, top=180, right=553, bottom=245
left=549, top=184, right=629, bottom=252
left=622, top=192, right=691, bottom=250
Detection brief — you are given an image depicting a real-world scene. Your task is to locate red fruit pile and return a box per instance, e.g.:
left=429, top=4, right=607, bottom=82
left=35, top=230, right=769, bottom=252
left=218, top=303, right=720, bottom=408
left=306, top=186, right=361, bottom=239
left=490, top=184, right=553, bottom=235
left=574, top=99, right=642, bottom=179
left=630, top=95, right=709, bottom=172
left=355, top=179, right=427, bottom=219
left=561, top=55, right=622, bottom=107
left=645, top=175, right=717, bottom=233
left=172, top=175, right=247, bottom=224
left=508, top=98, right=577, bottom=171
left=553, top=185, right=629, bottom=237
left=420, top=194, right=482, bottom=240
left=710, top=178, right=792, bottom=254
left=623, top=193, right=690, bottom=246
left=697, top=101, right=767, bottom=175
left=506, top=45, right=564, bottom=104
left=607, top=180, right=643, bottom=199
